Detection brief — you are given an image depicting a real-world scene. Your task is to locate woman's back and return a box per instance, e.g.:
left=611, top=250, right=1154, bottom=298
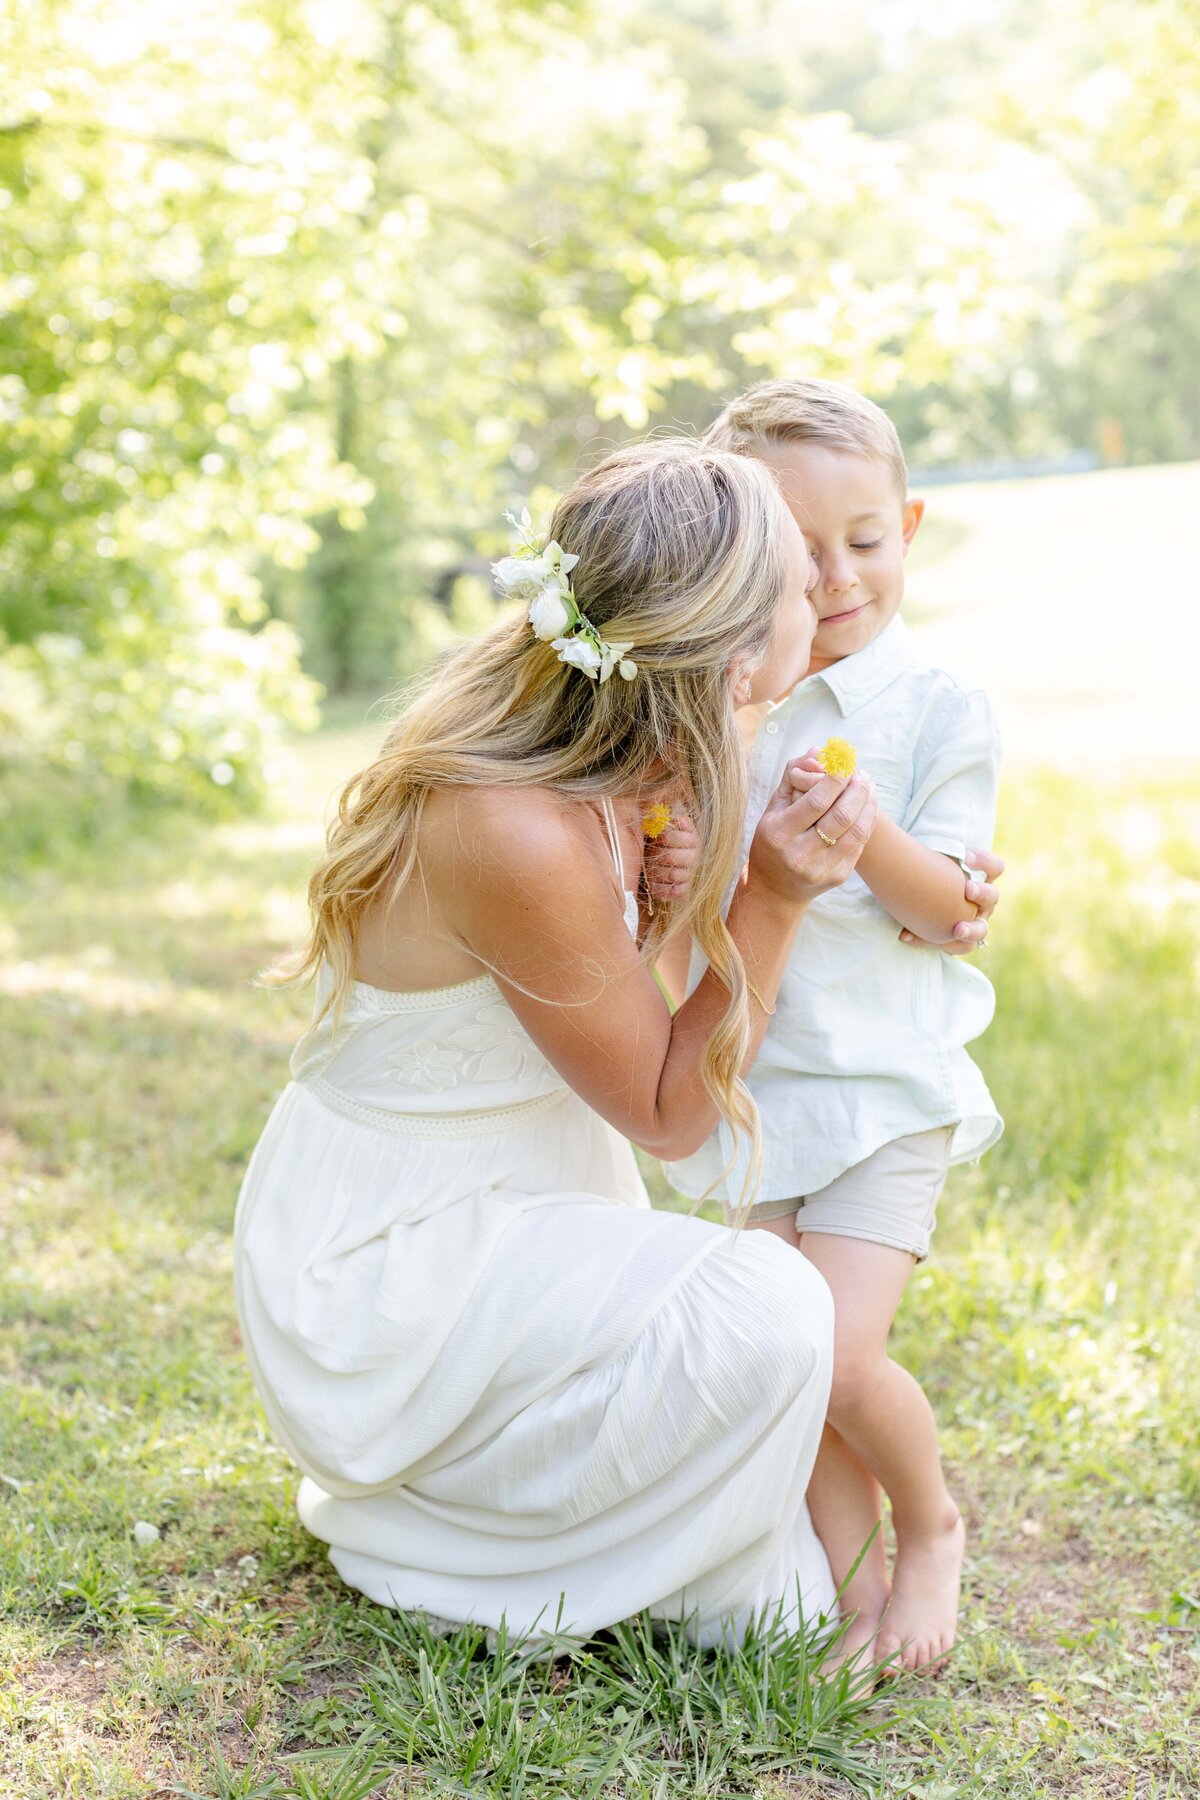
left=349, top=785, right=644, bottom=995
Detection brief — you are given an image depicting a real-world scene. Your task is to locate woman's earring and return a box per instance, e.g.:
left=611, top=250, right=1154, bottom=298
left=730, top=660, right=754, bottom=707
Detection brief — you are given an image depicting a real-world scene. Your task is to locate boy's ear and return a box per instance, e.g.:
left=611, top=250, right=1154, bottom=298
left=901, top=496, right=925, bottom=552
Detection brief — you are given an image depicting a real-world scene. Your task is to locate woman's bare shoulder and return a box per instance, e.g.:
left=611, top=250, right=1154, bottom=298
left=355, top=787, right=593, bottom=991
left=420, top=784, right=591, bottom=877
left=420, top=782, right=643, bottom=1009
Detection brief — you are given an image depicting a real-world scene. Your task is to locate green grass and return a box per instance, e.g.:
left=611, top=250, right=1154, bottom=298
left=2, top=720, right=1198, bottom=1796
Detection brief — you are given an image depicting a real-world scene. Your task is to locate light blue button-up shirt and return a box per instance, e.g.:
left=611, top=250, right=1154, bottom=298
left=666, top=617, right=1004, bottom=1206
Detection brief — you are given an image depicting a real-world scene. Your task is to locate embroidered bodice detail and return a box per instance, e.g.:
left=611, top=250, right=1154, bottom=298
left=289, top=972, right=566, bottom=1137
left=384, top=997, right=541, bottom=1095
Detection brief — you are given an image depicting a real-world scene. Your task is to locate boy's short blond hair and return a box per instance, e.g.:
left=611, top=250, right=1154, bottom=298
left=704, top=377, right=907, bottom=497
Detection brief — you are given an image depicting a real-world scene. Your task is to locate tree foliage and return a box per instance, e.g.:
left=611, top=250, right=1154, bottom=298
left=0, top=0, right=1194, bottom=825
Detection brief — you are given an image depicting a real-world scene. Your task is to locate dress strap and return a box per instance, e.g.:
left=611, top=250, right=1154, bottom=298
left=599, top=796, right=626, bottom=890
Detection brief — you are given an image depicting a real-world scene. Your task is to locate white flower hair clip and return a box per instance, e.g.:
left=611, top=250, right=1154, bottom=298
left=492, top=509, right=638, bottom=684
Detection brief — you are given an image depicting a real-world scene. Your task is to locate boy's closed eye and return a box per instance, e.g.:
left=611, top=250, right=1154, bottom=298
left=806, top=538, right=883, bottom=556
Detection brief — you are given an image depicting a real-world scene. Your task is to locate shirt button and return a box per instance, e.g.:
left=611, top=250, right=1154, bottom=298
left=765, top=722, right=778, bottom=734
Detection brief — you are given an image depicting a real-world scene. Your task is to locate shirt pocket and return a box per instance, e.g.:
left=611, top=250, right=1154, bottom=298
left=867, top=754, right=912, bottom=825
left=837, top=729, right=910, bottom=820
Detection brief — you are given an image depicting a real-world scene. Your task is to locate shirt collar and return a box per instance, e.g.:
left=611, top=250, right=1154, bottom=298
left=775, top=615, right=915, bottom=718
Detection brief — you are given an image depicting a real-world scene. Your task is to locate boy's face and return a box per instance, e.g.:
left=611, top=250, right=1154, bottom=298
left=760, top=442, right=923, bottom=678
left=745, top=509, right=819, bottom=703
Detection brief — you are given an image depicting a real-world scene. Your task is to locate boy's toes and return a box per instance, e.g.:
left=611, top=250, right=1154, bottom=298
left=915, top=1630, right=955, bottom=1676
left=874, top=1626, right=907, bottom=1673
left=819, top=1605, right=888, bottom=1680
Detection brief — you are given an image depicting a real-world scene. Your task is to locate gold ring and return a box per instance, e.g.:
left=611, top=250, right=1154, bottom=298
left=815, top=826, right=838, bottom=848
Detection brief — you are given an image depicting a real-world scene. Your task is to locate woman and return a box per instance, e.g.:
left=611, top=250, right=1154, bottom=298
left=234, top=440, right=991, bottom=1650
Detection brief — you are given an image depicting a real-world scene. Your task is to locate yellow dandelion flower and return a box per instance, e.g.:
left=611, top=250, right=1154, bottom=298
left=818, top=736, right=858, bottom=778
left=641, top=802, right=672, bottom=839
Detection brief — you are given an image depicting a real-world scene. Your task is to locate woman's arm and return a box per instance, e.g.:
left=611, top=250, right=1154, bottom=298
left=427, top=772, right=876, bottom=1161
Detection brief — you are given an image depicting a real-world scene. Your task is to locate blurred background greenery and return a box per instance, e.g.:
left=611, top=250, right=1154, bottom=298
left=1, top=0, right=1196, bottom=838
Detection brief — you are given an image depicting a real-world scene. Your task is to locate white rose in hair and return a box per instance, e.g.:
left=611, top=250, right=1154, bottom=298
left=493, top=555, right=552, bottom=600
left=553, top=635, right=603, bottom=678
left=528, top=584, right=572, bottom=641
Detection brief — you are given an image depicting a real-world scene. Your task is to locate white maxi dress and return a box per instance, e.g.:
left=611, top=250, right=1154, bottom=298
left=233, top=801, right=836, bottom=1648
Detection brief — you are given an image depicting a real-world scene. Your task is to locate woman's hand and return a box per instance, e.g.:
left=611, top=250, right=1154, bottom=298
left=747, top=761, right=878, bottom=908
left=789, top=751, right=1003, bottom=954
left=899, top=847, right=1005, bottom=954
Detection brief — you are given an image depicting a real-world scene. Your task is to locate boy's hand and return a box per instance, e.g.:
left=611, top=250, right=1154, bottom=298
left=643, top=812, right=699, bottom=903
left=792, top=753, right=1004, bottom=954
left=899, top=848, right=1004, bottom=955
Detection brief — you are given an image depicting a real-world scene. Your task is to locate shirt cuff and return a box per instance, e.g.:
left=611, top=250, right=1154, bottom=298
left=910, top=832, right=970, bottom=870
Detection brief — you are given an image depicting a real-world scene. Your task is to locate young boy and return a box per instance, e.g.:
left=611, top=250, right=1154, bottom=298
left=663, top=378, right=1003, bottom=1674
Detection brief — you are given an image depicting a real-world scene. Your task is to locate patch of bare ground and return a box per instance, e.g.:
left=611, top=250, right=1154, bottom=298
left=758, top=1777, right=858, bottom=1798
left=1003, top=1536, right=1156, bottom=1638
left=20, top=1643, right=119, bottom=1711
left=9, top=1608, right=379, bottom=1791
left=3, top=1666, right=190, bottom=1797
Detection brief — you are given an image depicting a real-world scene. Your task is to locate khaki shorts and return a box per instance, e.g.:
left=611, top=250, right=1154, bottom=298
left=738, top=1126, right=956, bottom=1262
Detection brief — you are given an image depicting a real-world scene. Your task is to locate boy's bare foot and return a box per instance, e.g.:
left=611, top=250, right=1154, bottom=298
left=820, top=1600, right=888, bottom=1679
left=874, top=1507, right=965, bottom=1674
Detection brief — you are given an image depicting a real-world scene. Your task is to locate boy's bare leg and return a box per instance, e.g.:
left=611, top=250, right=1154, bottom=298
left=797, top=1232, right=965, bottom=1673
left=806, top=1422, right=891, bottom=1668
left=748, top=1217, right=891, bottom=1667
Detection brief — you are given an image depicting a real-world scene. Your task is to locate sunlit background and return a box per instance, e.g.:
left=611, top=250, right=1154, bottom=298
left=2, top=0, right=1197, bottom=822
left=2, top=4, right=1198, bottom=1795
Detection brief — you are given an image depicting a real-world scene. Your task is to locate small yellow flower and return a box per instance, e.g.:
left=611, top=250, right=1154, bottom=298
left=818, top=736, right=858, bottom=778
left=641, top=801, right=672, bottom=839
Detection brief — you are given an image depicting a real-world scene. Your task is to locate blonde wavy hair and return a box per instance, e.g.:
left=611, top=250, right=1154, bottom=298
left=274, top=438, right=797, bottom=1199
left=706, top=376, right=908, bottom=496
